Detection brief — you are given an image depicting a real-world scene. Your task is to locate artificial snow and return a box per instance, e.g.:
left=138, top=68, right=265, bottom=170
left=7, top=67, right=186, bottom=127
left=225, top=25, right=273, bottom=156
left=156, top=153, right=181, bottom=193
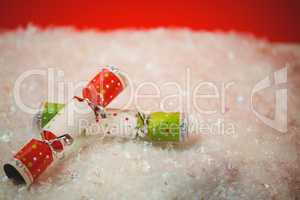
left=0, top=26, right=300, bottom=199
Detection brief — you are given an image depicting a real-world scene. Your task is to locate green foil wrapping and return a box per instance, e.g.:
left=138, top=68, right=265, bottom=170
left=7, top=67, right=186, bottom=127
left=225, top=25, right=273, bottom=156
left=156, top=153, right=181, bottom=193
left=37, top=102, right=188, bottom=142
left=40, top=102, right=65, bottom=128
left=147, top=112, right=181, bottom=142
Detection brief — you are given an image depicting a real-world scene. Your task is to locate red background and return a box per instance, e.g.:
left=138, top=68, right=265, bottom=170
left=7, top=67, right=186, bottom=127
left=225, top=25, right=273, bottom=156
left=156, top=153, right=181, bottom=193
left=0, top=0, right=299, bottom=42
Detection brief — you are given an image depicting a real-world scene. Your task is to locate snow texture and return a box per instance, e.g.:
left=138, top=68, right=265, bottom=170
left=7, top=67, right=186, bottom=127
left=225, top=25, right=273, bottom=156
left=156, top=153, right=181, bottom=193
left=0, top=26, right=300, bottom=200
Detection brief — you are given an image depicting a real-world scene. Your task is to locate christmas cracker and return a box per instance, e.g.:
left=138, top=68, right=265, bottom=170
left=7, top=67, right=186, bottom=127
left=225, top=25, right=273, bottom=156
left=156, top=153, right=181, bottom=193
left=3, top=66, right=128, bottom=186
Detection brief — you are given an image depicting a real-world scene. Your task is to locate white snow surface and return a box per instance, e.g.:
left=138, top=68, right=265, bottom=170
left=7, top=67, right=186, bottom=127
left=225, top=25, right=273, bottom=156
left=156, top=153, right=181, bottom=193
left=0, top=26, right=299, bottom=200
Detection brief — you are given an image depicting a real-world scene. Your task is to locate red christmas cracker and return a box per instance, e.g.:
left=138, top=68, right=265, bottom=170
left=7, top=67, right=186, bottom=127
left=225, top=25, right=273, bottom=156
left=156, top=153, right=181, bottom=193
left=82, top=67, right=126, bottom=107
left=3, top=133, right=73, bottom=186
left=40, top=66, right=127, bottom=139
left=76, top=66, right=127, bottom=121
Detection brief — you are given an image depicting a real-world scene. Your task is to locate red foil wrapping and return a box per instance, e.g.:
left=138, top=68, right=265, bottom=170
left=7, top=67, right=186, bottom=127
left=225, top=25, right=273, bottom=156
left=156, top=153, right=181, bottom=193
left=3, top=133, right=72, bottom=186
left=82, top=67, right=126, bottom=107
left=4, top=139, right=54, bottom=185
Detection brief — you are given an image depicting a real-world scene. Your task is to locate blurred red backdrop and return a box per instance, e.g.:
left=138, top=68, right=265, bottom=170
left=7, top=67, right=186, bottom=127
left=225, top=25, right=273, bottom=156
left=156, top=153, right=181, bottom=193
left=0, top=0, right=299, bottom=42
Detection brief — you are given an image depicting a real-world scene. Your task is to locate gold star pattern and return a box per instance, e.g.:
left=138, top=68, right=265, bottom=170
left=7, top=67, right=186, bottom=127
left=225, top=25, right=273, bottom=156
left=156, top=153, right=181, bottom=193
left=104, top=72, right=109, bottom=78
left=99, top=88, right=106, bottom=95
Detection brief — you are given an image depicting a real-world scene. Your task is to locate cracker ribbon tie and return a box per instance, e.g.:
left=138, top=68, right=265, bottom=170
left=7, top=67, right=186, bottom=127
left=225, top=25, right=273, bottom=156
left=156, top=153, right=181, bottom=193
left=73, top=96, right=106, bottom=122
